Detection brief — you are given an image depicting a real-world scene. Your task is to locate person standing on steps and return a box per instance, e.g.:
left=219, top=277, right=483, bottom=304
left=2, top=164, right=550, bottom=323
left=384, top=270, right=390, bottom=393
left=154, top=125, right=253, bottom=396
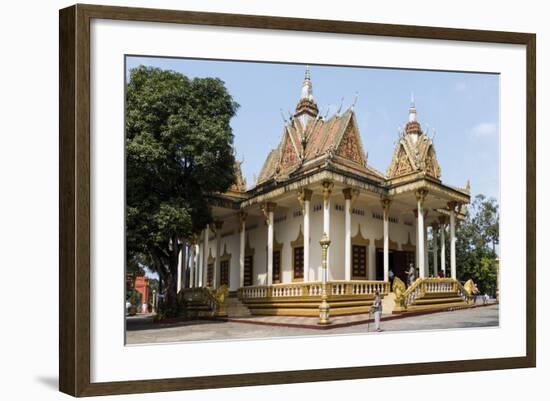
left=405, top=263, right=416, bottom=287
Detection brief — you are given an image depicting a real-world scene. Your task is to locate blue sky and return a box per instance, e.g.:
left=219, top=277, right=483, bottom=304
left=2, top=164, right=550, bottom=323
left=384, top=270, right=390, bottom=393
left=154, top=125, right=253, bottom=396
left=126, top=56, right=499, bottom=202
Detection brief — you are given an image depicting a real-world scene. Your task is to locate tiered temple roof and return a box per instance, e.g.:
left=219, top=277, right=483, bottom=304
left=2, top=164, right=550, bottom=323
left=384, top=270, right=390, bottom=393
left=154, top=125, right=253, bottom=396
left=224, top=67, right=469, bottom=202
left=386, top=97, right=441, bottom=181
left=256, top=67, right=384, bottom=187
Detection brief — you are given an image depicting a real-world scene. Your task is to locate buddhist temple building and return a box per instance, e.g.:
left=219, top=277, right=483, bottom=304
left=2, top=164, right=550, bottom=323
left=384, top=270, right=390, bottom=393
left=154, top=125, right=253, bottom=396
left=179, top=67, right=472, bottom=317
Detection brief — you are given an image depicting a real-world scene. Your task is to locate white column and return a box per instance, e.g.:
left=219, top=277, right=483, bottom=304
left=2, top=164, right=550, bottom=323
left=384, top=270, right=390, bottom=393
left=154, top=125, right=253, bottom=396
left=440, top=218, right=446, bottom=275
left=416, top=190, right=427, bottom=278
left=432, top=224, right=439, bottom=276
left=202, top=226, right=209, bottom=287
left=450, top=203, right=457, bottom=279
left=181, top=243, right=188, bottom=289
left=265, top=203, right=275, bottom=286
left=189, top=242, right=195, bottom=288
left=424, top=214, right=429, bottom=277
left=322, top=182, right=333, bottom=280
left=344, top=189, right=352, bottom=281
left=300, top=189, right=312, bottom=282
left=382, top=199, right=391, bottom=282
left=177, top=244, right=183, bottom=293
left=239, top=212, right=246, bottom=288
left=194, top=243, right=200, bottom=287
left=214, top=221, right=223, bottom=288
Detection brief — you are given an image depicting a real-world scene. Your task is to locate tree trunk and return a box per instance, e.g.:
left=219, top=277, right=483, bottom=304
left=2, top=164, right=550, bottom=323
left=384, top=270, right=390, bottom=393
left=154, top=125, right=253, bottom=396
left=160, top=236, right=181, bottom=318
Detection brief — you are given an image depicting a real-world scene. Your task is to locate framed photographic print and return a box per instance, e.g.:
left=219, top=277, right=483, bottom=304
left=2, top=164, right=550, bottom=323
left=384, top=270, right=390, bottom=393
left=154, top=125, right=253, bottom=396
left=59, top=3, right=536, bottom=397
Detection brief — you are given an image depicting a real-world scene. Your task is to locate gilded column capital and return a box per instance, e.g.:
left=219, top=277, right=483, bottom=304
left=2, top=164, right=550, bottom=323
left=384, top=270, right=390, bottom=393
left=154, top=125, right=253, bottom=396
left=322, top=181, right=333, bottom=201
left=380, top=198, right=392, bottom=215
left=238, top=211, right=247, bottom=232
left=260, top=202, right=276, bottom=225
left=447, top=201, right=460, bottom=213
left=297, top=188, right=313, bottom=211
left=343, top=188, right=353, bottom=200
left=415, top=189, right=429, bottom=203
left=344, top=188, right=360, bottom=211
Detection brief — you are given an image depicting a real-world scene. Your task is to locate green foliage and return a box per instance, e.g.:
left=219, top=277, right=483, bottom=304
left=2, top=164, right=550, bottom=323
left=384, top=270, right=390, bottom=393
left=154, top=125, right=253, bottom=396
left=125, top=66, right=239, bottom=317
left=456, top=195, right=499, bottom=294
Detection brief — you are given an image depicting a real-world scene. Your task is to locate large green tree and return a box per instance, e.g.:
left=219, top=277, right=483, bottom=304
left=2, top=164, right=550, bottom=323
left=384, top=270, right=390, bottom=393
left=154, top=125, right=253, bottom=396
left=455, top=194, right=499, bottom=294
left=126, top=66, right=239, bottom=317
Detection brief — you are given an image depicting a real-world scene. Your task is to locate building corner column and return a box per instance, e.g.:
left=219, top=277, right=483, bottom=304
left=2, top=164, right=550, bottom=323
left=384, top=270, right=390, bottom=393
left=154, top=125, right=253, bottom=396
left=415, top=189, right=428, bottom=278
left=439, top=216, right=446, bottom=276
left=381, top=198, right=392, bottom=282
left=322, top=181, right=333, bottom=280
left=262, top=202, right=276, bottom=286
left=213, top=221, right=223, bottom=288
left=202, top=225, right=209, bottom=287
left=189, top=237, right=196, bottom=288
left=298, top=189, right=313, bottom=282
left=432, top=223, right=439, bottom=276
left=343, top=188, right=353, bottom=281
left=239, top=212, right=247, bottom=288
left=449, top=202, right=458, bottom=279
left=177, top=242, right=183, bottom=293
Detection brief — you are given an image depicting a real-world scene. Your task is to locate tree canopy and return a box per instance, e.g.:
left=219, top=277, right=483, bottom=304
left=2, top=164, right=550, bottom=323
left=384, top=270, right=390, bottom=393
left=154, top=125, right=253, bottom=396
left=455, top=194, right=499, bottom=294
left=126, top=66, right=239, bottom=316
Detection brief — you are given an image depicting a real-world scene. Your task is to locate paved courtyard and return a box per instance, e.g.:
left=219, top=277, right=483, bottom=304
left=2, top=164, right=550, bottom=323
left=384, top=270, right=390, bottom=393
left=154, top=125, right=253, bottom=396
left=126, top=304, right=499, bottom=345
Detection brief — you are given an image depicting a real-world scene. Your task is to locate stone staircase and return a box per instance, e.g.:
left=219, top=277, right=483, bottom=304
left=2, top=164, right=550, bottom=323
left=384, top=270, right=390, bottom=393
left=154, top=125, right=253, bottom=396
left=392, top=277, right=471, bottom=313
left=225, top=295, right=252, bottom=317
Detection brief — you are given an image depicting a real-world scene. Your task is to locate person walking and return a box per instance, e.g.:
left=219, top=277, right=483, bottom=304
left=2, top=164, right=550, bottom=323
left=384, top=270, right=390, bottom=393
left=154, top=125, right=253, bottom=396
left=373, top=291, right=383, bottom=332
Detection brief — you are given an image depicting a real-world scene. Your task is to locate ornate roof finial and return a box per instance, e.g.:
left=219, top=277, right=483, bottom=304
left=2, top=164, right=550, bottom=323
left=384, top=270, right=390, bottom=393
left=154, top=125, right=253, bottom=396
left=351, top=92, right=359, bottom=111
left=300, top=65, right=313, bottom=101
left=409, top=92, right=417, bottom=123
left=294, top=66, right=319, bottom=126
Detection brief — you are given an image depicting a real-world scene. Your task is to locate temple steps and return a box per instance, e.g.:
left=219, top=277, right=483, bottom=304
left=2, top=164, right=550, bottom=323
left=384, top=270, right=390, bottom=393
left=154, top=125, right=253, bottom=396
left=396, top=293, right=468, bottom=313
left=225, top=297, right=252, bottom=317
left=241, top=296, right=381, bottom=316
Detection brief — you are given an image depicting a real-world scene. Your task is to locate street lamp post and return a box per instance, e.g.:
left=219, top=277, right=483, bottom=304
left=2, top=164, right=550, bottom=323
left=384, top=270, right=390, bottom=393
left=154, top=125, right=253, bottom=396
left=319, top=232, right=331, bottom=325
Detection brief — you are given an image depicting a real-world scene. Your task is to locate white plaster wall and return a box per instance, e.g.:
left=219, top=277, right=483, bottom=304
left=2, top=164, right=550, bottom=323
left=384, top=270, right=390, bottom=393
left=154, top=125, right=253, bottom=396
left=329, top=195, right=345, bottom=280
left=309, top=195, right=324, bottom=281
left=274, top=207, right=302, bottom=283
left=245, top=215, right=267, bottom=285
left=219, top=218, right=240, bottom=291
left=213, top=196, right=420, bottom=288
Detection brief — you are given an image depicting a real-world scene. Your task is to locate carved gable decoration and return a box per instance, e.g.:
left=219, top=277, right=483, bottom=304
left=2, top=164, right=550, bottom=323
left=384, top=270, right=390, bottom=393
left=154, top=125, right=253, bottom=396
left=388, top=145, right=414, bottom=178
left=280, top=133, right=299, bottom=169
left=423, top=146, right=441, bottom=179
left=335, top=123, right=365, bottom=166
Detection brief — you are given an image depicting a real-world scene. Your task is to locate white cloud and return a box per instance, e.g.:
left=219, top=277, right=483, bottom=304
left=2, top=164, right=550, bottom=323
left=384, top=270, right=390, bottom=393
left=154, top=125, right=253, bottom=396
left=471, top=122, right=497, bottom=137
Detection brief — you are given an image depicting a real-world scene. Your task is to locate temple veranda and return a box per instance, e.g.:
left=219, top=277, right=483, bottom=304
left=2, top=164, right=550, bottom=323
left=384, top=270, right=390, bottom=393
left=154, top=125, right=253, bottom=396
left=177, top=67, right=474, bottom=318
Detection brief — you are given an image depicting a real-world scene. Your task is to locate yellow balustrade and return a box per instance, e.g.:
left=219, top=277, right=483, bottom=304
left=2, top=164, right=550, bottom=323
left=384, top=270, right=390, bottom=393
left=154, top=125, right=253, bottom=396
left=238, top=280, right=389, bottom=300
left=396, top=277, right=472, bottom=311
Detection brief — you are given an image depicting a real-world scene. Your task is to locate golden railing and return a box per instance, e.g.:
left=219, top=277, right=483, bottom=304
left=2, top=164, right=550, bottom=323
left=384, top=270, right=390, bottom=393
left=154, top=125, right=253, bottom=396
left=397, top=277, right=472, bottom=309
left=238, top=280, right=389, bottom=300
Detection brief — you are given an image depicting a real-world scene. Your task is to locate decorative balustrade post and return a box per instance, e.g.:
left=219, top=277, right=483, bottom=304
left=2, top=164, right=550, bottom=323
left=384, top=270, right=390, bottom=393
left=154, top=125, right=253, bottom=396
left=318, top=232, right=331, bottom=325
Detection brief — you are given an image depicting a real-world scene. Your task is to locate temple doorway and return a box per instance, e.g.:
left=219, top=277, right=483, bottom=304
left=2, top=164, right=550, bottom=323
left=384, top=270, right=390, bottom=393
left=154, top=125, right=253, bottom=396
left=375, top=249, right=415, bottom=286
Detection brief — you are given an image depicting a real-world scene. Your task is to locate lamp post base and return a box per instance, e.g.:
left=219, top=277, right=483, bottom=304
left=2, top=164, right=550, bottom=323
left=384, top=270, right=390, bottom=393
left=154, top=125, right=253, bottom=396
left=318, top=300, right=330, bottom=325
